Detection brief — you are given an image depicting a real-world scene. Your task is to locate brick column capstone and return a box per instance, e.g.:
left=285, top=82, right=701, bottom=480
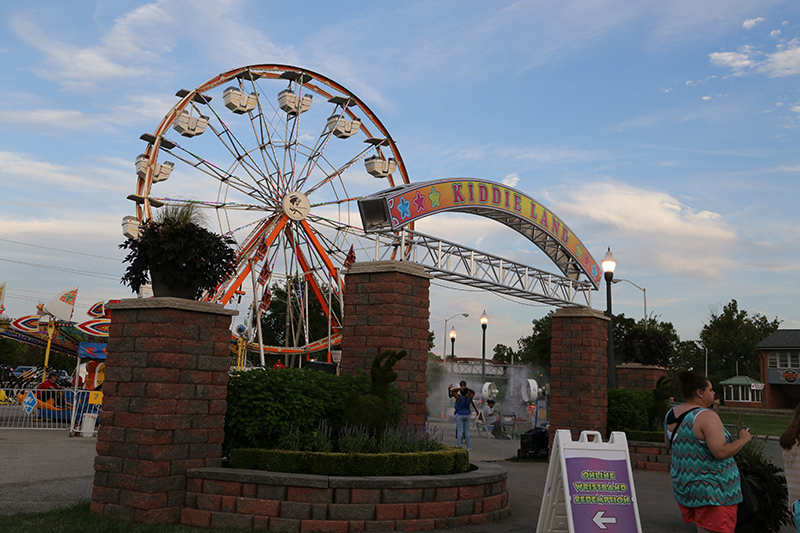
left=549, top=307, right=609, bottom=446
left=91, top=298, right=236, bottom=524
left=340, top=261, right=431, bottom=428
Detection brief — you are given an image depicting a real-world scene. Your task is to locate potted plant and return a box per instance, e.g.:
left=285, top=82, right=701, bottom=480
left=120, top=203, right=237, bottom=299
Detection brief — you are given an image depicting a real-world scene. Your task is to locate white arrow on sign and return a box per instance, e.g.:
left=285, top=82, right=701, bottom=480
left=592, top=510, right=617, bottom=529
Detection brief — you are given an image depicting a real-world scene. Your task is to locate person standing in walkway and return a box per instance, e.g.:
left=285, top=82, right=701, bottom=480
left=448, top=381, right=476, bottom=450
left=780, top=403, right=800, bottom=532
left=665, top=370, right=751, bottom=533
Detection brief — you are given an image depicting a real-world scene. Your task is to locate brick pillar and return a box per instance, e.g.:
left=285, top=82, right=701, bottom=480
left=617, top=363, right=667, bottom=391
left=91, top=298, right=236, bottom=524
left=340, top=261, right=431, bottom=428
left=549, top=307, right=609, bottom=446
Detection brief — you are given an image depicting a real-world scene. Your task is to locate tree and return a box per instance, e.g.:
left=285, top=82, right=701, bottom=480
left=699, top=299, right=781, bottom=388
left=492, top=343, right=515, bottom=364
left=618, top=316, right=680, bottom=367
left=515, top=312, right=553, bottom=376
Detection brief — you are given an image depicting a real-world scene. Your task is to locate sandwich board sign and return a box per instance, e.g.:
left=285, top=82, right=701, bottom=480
left=536, top=429, right=642, bottom=533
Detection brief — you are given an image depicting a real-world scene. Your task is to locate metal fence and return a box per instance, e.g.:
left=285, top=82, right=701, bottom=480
left=0, top=387, right=101, bottom=435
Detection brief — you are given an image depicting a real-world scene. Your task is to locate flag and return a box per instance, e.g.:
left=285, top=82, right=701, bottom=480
left=254, top=239, right=268, bottom=261
left=87, top=301, right=106, bottom=317
left=11, top=315, right=40, bottom=332
left=343, top=245, right=356, bottom=270
left=259, top=287, right=272, bottom=313
left=257, top=265, right=271, bottom=286
left=0, top=282, right=5, bottom=315
left=43, top=286, right=78, bottom=322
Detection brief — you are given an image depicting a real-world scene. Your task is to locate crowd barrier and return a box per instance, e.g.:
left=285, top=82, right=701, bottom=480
left=0, top=387, right=101, bottom=434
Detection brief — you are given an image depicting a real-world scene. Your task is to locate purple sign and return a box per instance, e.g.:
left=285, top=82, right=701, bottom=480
left=564, top=456, right=638, bottom=531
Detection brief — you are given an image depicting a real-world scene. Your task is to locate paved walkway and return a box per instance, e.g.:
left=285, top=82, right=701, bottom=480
left=0, top=425, right=794, bottom=532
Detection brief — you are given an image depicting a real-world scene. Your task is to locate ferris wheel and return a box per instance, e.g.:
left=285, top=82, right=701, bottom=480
left=124, top=64, right=410, bottom=362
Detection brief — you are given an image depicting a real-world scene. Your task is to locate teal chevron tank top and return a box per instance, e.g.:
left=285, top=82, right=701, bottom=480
left=668, top=408, right=742, bottom=507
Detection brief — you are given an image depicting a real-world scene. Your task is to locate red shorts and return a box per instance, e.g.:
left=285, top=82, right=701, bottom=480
left=678, top=503, right=737, bottom=533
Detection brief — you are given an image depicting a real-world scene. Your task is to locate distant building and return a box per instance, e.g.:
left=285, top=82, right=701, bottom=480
left=756, top=329, right=800, bottom=409
left=718, top=375, right=763, bottom=408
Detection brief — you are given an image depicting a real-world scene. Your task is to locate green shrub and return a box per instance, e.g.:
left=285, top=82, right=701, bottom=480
left=224, top=367, right=373, bottom=454
left=228, top=447, right=470, bottom=476
left=607, top=388, right=653, bottom=433
left=735, top=431, right=791, bottom=533
left=337, top=424, right=378, bottom=454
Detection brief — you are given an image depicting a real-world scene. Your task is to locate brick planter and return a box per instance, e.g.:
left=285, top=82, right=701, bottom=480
left=91, top=298, right=237, bottom=523
left=628, top=441, right=670, bottom=472
left=341, top=261, right=431, bottom=428
left=617, top=363, right=667, bottom=392
left=181, top=462, right=509, bottom=532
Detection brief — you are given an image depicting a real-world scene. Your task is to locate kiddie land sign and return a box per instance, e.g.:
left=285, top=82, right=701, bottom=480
left=379, top=178, right=602, bottom=287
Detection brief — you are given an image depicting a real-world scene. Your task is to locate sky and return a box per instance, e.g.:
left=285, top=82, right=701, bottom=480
left=1, top=0, right=800, bottom=360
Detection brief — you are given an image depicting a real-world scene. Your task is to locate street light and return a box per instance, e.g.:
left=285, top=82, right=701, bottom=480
left=449, top=327, right=457, bottom=373
left=443, top=313, right=469, bottom=360
left=602, top=248, right=617, bottom=389
left=480, top=310, right=489, bottom=383
left=613, top=278, right=647, bottom=330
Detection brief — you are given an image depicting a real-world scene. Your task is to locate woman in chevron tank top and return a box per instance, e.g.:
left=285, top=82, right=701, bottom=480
left=665, top=371, right=752, bottom=533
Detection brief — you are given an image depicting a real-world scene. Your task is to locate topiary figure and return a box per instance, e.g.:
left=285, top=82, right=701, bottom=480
left=341, top=350, right=407, bottom=438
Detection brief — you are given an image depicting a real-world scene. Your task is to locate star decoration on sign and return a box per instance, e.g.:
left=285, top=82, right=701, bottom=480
left=428, top=187, right=441, bottom=208
left=397, top=197, right=411, bottom=219
left=413, top=191, right=426, bottom=212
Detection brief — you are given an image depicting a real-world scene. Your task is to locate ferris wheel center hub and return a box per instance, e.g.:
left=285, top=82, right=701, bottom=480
left=281, top=192, right=311, bottom=221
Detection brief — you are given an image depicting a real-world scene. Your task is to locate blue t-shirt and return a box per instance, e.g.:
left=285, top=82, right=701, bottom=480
left=454, top=395, right=471, bottom=415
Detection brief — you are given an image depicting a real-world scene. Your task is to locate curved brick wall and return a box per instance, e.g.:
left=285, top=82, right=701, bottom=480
left=181, top=462, right=510, bottom=532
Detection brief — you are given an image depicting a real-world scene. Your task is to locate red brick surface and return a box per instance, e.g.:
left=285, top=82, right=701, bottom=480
left=340, top=264, right=430, bottom=428
left=91, top=301, right=234, bottom=524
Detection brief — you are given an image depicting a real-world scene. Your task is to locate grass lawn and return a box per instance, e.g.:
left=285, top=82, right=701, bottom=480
left=0, top=504, right=242, bottom=533
left=718, top=411, right=792, bottom=437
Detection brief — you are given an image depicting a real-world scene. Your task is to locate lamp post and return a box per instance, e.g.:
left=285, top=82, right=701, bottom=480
left=443, top=313, right=469, bottom=360
left=602, top=248, right=617, bottom=389
left=480, top=310, right=488, bottom=383
left=449, top=327, right=457, bottom=373
left=612, top=278, right=647, bottom=329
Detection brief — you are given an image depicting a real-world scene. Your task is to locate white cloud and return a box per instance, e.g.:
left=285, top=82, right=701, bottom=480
left=709, top=50, right=756, bottom=74
left=0, top=109, right=99, bottom=130
left=502, top=173, right=520, bottom=187
left=702, top=96, right=713, bottom=101
left=742, top=18, right=764, bottom=30
left=544, top=180, right=739, bottom=280
left=0, top=151, right=128, bottom=192
left=770, top=30, right=782, bottom=38
left=711, top=39, right=800, bottom=78
left=759, top=41, right=800, bottom=77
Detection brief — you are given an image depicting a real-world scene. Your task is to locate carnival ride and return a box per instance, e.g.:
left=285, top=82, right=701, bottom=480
left=124, top=64, right=602, bottom=370
left=0, top=292, right=107, bottom=432
left=125, top=64, right=411, bottom=366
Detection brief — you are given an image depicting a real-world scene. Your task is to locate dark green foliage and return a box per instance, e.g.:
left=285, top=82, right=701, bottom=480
left=228, top=447, right=469, bottom=476
left=337, top=424, right=379, bottom=454
left=223, top=367, right=372, bottom=454
left=607, top=389, right=654, bottom=433
left=699, top=299, right=781, bottom=389
left=735, top=433, right=791, bottom=533
left=120, top=203, right=236, bottom=298
left=341, top=350, right=406, bottom=437
left=621, top=325, right=675, bottom=366
left=652, top=375, right=672, bottom=426
left=277, top=421, right=332, bottom=452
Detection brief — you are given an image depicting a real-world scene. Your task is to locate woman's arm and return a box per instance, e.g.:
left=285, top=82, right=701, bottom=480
left=696, top=410, right=752, bottom=460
